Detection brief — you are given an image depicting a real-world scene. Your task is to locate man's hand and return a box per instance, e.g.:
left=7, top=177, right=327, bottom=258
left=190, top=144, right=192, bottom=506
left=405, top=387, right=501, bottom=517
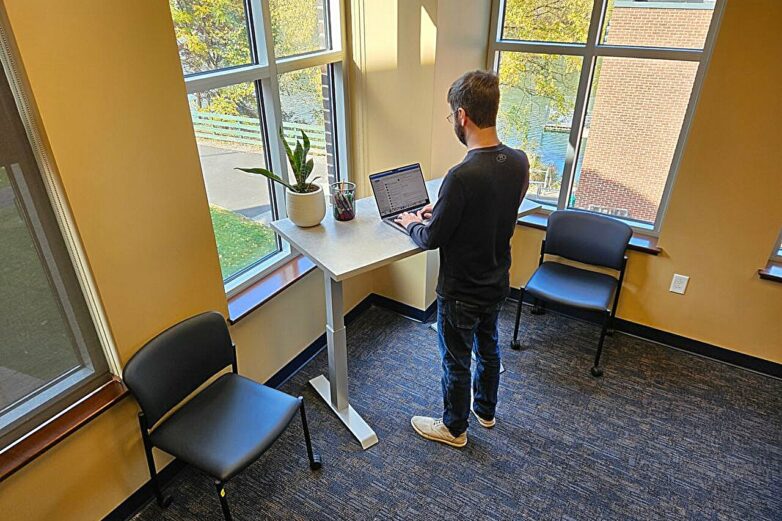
left=395, top=211, right=423, bottom=229
left=417, top=203, right=434, bottom=220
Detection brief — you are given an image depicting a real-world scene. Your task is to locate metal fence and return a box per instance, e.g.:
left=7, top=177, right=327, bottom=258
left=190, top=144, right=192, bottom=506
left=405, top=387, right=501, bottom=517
left=191, top=110, right=328, bottom=155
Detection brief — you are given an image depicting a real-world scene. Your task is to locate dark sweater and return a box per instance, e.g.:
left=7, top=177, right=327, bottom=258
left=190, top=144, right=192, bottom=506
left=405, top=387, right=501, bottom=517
left=407, top=144, right=530, bottom=307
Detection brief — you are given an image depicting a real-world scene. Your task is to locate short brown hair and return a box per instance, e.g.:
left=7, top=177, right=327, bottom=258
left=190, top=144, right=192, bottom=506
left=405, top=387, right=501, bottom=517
left=447, top=70, right=500, bottom=128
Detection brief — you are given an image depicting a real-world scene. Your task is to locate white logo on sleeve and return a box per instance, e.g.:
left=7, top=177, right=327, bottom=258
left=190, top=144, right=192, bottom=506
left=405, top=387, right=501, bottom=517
left=497, top=153, right=507, bottom=163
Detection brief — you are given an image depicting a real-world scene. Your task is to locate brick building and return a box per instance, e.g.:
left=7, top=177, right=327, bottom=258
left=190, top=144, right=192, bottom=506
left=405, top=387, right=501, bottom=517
left=573, top=0, right=714, bottom=223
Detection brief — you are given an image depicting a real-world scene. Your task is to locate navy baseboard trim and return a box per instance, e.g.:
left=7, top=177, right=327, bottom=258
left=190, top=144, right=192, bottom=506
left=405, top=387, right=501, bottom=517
left=368, top=293, right=437, bottom=323
left=508, top=288, right=781, bottom=379
left=265, top=296, right=375, bottom=389
left=103, top=459, right=187, bottom=521
left=613, top=319, right=782, bottom=379
left=268, top=294, right=436, bottom=391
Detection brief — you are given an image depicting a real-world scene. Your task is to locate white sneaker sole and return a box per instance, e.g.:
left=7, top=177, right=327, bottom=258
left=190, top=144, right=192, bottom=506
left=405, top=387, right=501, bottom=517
left=410, top=418, right=467, bottom=448
left=471, top=407, right=496, bottom=428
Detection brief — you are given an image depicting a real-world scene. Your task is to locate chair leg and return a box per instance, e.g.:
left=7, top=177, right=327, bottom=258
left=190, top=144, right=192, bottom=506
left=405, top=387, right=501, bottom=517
left=298, top=397, right=322, bottom=470
left=591, top=311, right=611, bottom=378
left=511, top=287, right=526, bottom=350
left=606, top=304, right=618, bottom=337
left=214, top=481, right=233, bottom=521
left=138, top=414, right=172, bottom=508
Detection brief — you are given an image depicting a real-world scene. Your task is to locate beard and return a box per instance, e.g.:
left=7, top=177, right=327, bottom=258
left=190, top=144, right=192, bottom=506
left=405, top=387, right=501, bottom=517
left=453, top=120, right=467, bottom=145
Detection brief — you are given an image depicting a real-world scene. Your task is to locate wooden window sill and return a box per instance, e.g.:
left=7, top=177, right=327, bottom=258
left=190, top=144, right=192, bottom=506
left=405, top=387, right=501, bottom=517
left=228, top=255, right=317, bottom=324
left=758, top=261, right=782, bottom=283
left=0, top=377, right=128, bottom=482
left=517, top=212, right=662, bottom=255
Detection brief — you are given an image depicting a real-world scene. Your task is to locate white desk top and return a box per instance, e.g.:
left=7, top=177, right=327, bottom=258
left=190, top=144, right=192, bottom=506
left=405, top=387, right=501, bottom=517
left=271, top=177, right=542, bottom=282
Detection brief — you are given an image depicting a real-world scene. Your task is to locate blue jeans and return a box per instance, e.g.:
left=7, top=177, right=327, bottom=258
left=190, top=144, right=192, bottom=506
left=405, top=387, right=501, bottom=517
left=437, top=297, right=503, bottom=436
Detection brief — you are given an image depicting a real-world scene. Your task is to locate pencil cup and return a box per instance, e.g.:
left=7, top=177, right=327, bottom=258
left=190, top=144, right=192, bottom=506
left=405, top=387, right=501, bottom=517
left=330, top=181, right=356, bottom=221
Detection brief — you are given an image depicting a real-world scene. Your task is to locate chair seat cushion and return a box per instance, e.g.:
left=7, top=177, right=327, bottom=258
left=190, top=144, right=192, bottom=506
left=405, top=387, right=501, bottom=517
left=150, top=373, right=299, bottom=481
left=525, top=261, right=618, bottom=313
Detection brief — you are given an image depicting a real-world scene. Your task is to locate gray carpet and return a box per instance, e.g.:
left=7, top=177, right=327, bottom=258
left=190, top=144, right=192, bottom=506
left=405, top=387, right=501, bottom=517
left=132, top=304, right=782, bottom=520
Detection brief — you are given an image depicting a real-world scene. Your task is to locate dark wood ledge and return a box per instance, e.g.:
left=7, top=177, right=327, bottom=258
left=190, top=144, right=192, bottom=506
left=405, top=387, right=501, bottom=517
left=758, top=261, right=782, bottom=283
left=518, top=212, right=662, bottom=255
left=228, top=255, right=317, bottom=324
left=0, top=377, right=128, bottom=482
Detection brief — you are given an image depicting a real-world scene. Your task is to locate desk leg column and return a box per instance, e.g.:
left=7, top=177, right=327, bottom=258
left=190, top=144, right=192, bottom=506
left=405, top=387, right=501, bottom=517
left=308, top=272, right=378, bottom=449
left=324, top=274, right=348, bottom=411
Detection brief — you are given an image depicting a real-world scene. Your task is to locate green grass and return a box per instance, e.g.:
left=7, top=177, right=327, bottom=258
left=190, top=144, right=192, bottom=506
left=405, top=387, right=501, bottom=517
left=209, top=205, right=277, bottom=279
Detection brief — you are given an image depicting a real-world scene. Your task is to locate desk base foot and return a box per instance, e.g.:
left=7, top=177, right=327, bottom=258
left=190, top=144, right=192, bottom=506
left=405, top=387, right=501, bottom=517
left=309, top=374, right=378, bottom=450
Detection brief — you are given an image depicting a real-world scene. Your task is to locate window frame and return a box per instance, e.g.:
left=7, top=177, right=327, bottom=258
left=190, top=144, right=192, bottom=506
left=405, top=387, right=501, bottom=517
left=0, top=13, right=120, bottom=451
left=487, top=0, right=726, bottom=236
left=771, top=229, right=782, bottom=262
left=177, top=0, right=351, bottom=296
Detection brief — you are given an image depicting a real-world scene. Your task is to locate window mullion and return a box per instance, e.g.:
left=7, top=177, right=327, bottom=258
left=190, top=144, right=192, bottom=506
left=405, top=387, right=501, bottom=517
left=276, top=49, right=344, bottom=74
left=249, top=0, right=289, bottom=220
left=489, top=0, right=504, bottom=47
left=330, top=0, right=346, bottom=53
left=557, top=0, right=605, bottom=211
left=184, top=64, right=269, bottom=94
left=492, top=41, right=588, bottom=56
left=594, top=45, right=702, bottom=61
left=328, top=0, right=351, bottom=182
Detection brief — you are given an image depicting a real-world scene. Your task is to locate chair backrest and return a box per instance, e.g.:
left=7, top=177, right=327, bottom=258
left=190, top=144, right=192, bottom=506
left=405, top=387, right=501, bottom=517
left=123, top=311, right=234, bottom=426
left=545, top=210, right=632, bottom=270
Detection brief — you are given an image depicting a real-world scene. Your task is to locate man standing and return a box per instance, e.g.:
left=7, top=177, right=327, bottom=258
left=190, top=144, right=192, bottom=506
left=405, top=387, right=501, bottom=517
left=395, top=70, right=529, bottom=447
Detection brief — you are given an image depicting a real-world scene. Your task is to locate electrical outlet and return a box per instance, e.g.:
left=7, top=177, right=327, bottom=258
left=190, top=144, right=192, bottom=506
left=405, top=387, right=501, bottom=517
left=670, top=274, right=689, bottom=295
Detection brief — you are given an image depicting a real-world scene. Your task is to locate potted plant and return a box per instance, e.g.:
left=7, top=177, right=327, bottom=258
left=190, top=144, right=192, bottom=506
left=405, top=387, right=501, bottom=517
left=237, top=128, right=325, bottom=227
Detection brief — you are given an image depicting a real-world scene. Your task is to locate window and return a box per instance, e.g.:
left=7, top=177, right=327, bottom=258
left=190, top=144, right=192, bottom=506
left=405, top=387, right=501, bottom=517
left=490, top=0, right=724, bottom=233
left=772, top=230, right=782, bottom=262
left=269, top=0, right=331, bottom=58
left=0, top=55, right=109, bottom=449
left=169, top=0, right=347, bottom=293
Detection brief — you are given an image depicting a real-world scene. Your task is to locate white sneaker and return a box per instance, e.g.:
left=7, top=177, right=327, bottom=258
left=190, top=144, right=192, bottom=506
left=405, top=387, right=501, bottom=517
left=410, top=416, right=467, bottom=447
left=471, top=406, right=496, bottom=428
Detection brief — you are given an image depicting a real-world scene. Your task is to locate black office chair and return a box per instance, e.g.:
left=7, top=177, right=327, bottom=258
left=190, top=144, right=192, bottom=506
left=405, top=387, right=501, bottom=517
left=511, top=210, right=632, bottom=377
left=123, top=311, right=321, bottom=521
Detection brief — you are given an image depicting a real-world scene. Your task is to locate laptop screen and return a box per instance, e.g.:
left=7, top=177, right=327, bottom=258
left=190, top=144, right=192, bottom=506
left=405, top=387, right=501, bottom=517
left=369, top=164, right=429, bottom=218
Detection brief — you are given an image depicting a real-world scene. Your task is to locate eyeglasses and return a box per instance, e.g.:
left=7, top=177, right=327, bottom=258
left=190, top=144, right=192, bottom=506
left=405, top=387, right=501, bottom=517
left=446, top=110, right=458, bottom=124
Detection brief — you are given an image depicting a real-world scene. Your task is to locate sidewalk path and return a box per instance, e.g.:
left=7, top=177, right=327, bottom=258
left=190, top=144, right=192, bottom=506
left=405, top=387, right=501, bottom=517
left=199, top=144, right=329, bottom=223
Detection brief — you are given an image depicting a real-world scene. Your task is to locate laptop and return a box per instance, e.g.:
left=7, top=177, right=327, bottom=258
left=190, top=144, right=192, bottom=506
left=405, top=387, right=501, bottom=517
left=369, top=163, right=431, bottom=234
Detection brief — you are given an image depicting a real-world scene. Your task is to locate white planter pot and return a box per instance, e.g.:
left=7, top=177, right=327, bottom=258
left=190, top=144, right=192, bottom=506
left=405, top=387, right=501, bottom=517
left=286, top=186, right=326, bottom=227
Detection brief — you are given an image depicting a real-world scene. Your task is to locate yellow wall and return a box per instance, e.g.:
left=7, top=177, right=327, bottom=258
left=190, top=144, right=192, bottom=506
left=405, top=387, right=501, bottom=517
left=510, top=0, right=782, bottom=363
left=348, top=0, right=490, bottom=309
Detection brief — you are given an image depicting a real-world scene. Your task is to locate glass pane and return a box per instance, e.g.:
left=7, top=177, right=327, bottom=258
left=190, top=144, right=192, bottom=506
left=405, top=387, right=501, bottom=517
left=569, top=57, right=699, bottom=225
left=169, top=0, right=253, bottom=75
left=602, top=0, right=715, bottom=49
left=497, top=52, right=582, bottom=206
left=188, top=83, right=279, bottom=281
left=0, top=167, right=82, bottom=411
left=278, top=65, right=339, bottom=192
left=270, top=0, right=330, bottom=58
left=502, top=0, right=593, bottom=43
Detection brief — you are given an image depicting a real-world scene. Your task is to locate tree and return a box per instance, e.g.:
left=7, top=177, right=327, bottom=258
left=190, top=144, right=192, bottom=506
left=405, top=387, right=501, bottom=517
left=170, top=0, right=251, bottom=74
left=498, top=0, right=592, bottom=171
left=169, top=0, right=327, bottom=125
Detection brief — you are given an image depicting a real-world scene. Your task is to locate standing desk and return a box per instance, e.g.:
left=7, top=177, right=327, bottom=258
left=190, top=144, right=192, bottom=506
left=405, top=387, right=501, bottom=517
left=271, top=177, right=541, bottom=449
